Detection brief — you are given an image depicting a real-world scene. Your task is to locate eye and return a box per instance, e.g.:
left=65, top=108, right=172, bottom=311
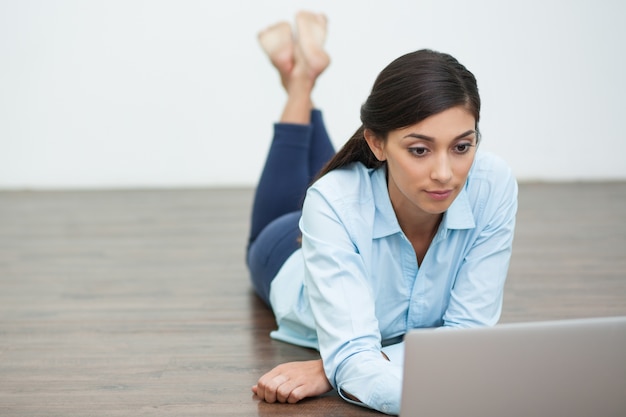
left=453, top=142, right=474, bottom=154
left=408, top=147, right=429, bottom=157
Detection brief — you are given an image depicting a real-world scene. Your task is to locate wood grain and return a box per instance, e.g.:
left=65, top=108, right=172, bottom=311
left=0, top=183, right=625, bottom=416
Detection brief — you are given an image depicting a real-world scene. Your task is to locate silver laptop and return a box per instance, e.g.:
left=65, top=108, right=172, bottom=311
left=401, top=316, right=626, bottom=417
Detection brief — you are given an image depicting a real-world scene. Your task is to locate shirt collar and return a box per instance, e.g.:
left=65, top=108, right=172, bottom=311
left=370, top=165, right=476, bottom=239
left=442, top=186, right=476, bottom=230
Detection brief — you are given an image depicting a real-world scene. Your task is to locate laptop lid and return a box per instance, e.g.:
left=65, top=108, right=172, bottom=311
left=400, top=316, right=626, bottom=417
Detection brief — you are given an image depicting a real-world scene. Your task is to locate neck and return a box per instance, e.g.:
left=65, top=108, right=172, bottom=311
left=387, top=181, right=443, bottom=240
left=397, top=210, right=442, bottom=242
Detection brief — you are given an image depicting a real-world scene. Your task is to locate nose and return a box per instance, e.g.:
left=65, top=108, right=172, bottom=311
left=430, top=153, right=453, bottom=183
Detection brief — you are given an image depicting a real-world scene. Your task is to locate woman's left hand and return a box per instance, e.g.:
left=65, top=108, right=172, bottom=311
left=252, top=359, right=332, bottom=404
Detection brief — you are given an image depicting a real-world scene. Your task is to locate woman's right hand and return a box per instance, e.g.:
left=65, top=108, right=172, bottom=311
left=252, top=359, right=332, bottom=404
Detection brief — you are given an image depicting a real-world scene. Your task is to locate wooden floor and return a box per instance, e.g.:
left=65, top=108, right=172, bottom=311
left=0, top=183, right=625, bottom=416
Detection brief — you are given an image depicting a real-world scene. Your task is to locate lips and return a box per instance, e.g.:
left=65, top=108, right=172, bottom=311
left=425, top=190, right=453, bottom=201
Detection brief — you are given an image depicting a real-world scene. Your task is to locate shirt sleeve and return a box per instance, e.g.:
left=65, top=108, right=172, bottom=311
left=300, top=186, right=402, bottom=415
left=443, top=160, right=518, bottom=328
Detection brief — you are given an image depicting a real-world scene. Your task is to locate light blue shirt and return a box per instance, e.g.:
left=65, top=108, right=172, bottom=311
left=269, top=151, right=518, bottom=415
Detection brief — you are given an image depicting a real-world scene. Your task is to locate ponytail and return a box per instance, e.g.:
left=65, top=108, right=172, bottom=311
left=314, top=125, right=384, bottom=182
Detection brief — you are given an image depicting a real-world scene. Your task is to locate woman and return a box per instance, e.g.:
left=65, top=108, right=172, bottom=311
left=247, top=11, right=517, bottom=415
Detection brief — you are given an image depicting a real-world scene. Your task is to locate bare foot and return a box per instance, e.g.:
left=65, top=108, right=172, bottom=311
left=260, top=12, right=331, bottom=123
left=258, top=21, right=294, bottom=89
left=294, top=11, right=330, bottom=81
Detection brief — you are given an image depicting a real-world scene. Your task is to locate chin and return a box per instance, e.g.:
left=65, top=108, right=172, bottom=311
left=423, top=199, right=455, bottom=214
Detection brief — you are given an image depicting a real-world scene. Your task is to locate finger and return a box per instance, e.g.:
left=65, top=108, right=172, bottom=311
left=287, top=384, right=307, bottom=404
left=276, top=380, right=301, bottom=403
left=258, top=374, right=288, bottom=403
left=254, top=378, right=269, bottom=402
left=254, top=370, right=280, bottom=402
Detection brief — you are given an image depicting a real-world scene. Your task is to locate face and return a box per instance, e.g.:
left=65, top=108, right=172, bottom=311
left=365, top=106, right=477, bottom=224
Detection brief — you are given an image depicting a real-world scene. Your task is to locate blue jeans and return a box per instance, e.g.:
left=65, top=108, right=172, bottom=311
left=247, top=110, right=335, bottom=305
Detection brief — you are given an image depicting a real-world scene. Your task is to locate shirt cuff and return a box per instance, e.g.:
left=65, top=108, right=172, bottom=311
left=335, top=352, right=403, bottom=415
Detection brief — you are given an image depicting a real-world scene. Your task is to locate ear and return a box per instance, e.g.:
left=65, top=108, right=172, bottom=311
left=364, top=128, right=387, bottom=161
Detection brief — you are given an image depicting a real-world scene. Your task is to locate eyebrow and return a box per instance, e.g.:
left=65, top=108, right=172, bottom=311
left=403, top=129, right=476, bottom=142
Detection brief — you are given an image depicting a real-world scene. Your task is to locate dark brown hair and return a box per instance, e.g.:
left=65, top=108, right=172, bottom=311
left=316, top=49, right=480, bottom=179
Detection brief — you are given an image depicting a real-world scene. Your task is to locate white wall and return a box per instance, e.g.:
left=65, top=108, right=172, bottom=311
left=1, top=0, right=624, bottom=189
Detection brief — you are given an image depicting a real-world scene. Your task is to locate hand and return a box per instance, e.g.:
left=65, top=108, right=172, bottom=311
left=252, top=359, right=332, bottom=404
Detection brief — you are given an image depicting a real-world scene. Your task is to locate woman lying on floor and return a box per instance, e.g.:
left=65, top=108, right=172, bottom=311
left=246, top=11, right=517, bottom=415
